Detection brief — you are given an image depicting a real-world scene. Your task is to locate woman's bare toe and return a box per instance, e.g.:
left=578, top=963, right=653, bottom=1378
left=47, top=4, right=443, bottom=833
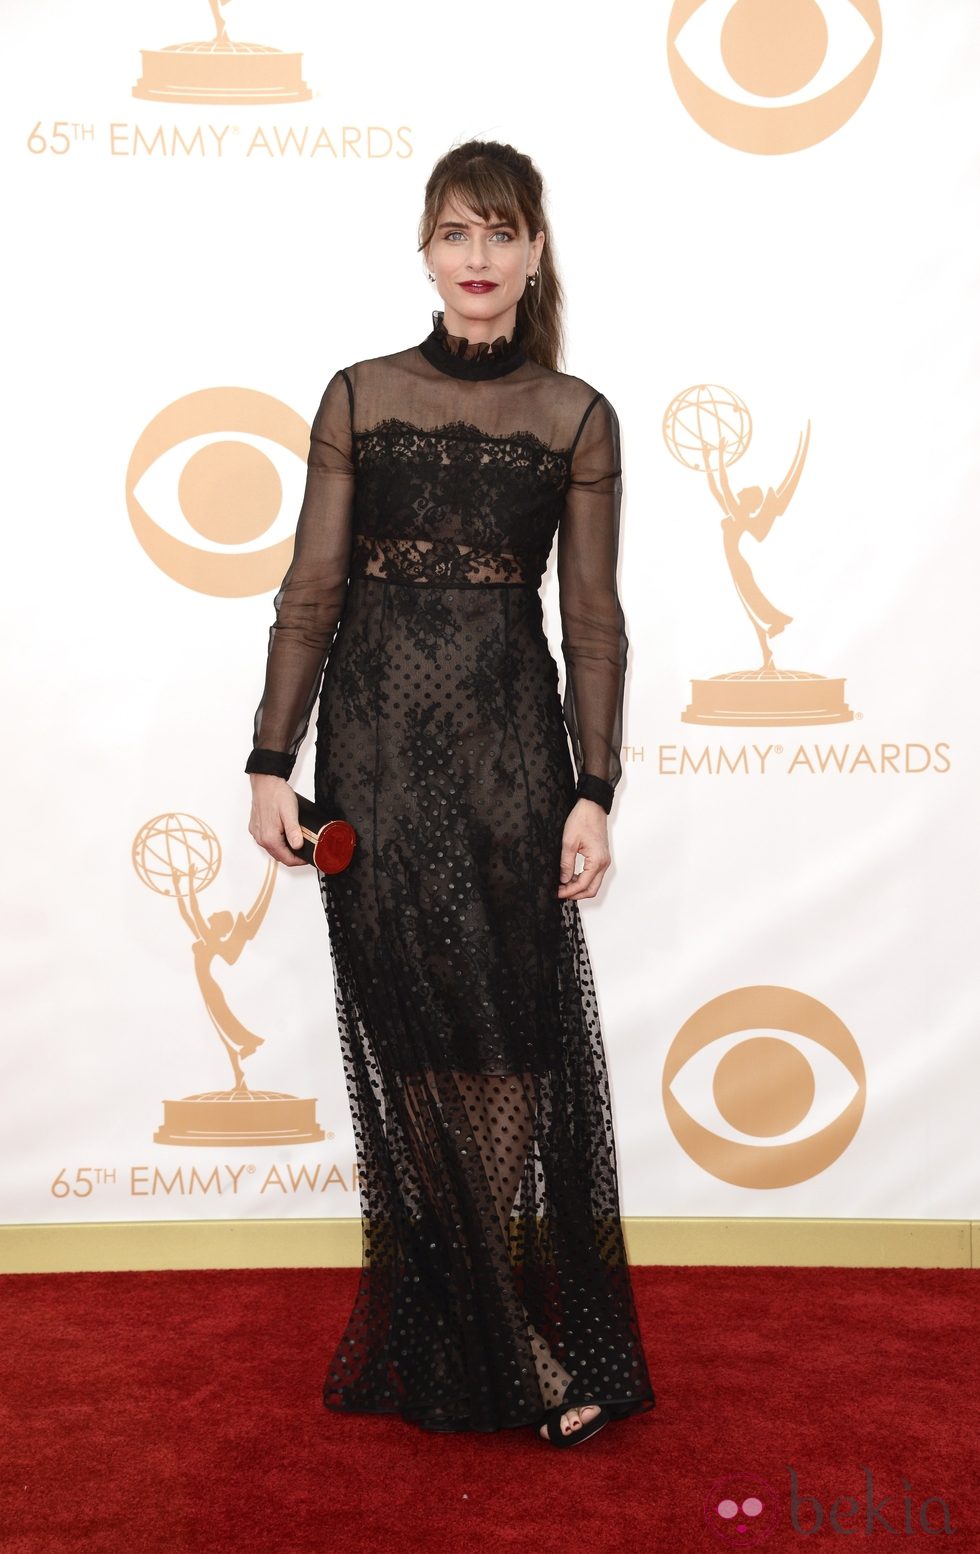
left=538, top=1402, right=602, bottom=1439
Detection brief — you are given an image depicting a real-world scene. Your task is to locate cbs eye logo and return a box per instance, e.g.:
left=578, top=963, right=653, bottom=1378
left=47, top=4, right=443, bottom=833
left=667, top=0, right=883, bottom=154
left=662, top=986, right=866, bottom=1187
left=125, top=387, right=312, bottom=597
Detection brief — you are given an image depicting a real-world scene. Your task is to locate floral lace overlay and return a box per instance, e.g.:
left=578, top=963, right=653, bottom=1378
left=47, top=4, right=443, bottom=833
left=350, top=418, right=569, bottom=586
left=350, top=534, right=536, bottom=586
left=355, top=416, right=567, bottom=471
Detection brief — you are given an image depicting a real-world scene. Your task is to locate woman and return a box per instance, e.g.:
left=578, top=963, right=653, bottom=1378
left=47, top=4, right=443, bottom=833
left=245, top=139, right=655, bottom=1447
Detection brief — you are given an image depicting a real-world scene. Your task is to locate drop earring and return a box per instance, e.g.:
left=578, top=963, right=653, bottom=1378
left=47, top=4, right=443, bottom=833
left=526, top=272, right=537, bottom=288
left=426, top=271, right=435, bottom=282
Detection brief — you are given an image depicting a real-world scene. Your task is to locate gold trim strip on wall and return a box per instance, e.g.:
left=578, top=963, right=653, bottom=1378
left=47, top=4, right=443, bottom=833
left=0, top=1218, right=976, bottom=1275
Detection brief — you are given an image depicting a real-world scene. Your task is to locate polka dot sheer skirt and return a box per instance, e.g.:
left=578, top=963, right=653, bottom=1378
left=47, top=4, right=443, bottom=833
left=245, top=311, right=656, bottom=1433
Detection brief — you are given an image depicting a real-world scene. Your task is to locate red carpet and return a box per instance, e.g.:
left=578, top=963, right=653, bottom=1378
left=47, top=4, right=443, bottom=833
left=1, top=1264, right=975, bottom=1552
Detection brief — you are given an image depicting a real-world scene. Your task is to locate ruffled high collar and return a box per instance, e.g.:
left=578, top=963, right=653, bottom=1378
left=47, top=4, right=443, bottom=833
left=418, top=309, right=527, bottom=381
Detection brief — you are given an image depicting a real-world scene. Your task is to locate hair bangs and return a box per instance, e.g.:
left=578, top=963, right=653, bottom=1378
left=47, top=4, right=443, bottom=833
left=438, top=167, right=529, bottom=238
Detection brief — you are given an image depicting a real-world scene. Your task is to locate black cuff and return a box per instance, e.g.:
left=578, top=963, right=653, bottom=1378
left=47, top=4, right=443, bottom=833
left=574, top=772, right=614, bottom=813
left=245, top=748, right=295, bottom=779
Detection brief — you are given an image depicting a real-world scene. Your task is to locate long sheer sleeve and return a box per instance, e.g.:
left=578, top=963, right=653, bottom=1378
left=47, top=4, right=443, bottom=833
left=556, top=391, right=628, bottom=815
left=244, top=368, right=355, bottom=778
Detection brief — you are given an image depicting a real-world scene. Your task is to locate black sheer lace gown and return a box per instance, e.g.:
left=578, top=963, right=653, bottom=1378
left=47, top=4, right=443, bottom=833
left=245, top=309, right=656, bottom=1435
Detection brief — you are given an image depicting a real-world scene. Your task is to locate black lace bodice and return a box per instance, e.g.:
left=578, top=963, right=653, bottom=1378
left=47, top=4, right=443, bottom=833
left=245, top=309, right=628, bottom=813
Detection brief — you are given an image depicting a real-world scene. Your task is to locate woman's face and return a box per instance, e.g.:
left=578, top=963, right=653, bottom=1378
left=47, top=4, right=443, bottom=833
left=425, top=197, right=544, bottom=336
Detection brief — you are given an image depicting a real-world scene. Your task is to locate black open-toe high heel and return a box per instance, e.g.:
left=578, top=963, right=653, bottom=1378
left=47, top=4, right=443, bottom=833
left=415, top=1402, right=472, bottom=1432
left=418, top=1414, right=471, bottom=1432
left=537, top=1402, right=611, bottom=1447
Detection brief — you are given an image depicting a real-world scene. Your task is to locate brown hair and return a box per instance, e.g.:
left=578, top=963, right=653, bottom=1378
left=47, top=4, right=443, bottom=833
left=417, top=139, right=565, bottom=374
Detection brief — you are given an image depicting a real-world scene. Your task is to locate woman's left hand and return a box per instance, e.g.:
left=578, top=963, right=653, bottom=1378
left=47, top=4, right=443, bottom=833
left=557, top=799, right=611, bottom=900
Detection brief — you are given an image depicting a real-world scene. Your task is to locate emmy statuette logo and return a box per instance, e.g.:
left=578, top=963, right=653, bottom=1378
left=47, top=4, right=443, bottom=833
left=132, top=812, right=325, bottom=1148
left=663, top=386, right=854, bottom=730
left=133, top=0, right=312, bottom=106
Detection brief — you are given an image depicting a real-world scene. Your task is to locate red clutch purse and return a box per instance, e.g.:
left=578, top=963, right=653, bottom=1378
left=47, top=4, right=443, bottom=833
left=288, top=791, right=357, bottom=874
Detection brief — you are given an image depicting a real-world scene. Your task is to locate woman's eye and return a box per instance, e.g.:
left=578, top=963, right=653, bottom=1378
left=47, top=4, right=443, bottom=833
left=443, top=230, right=515, bottom=241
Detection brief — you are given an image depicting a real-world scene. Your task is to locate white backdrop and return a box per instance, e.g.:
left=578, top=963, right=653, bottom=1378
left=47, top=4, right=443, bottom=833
left=3, top=0, right=979, bottom=1227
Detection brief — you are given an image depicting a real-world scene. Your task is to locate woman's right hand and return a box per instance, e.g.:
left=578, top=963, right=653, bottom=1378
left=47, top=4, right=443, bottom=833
left=248, top=774, right=307, bottom=866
